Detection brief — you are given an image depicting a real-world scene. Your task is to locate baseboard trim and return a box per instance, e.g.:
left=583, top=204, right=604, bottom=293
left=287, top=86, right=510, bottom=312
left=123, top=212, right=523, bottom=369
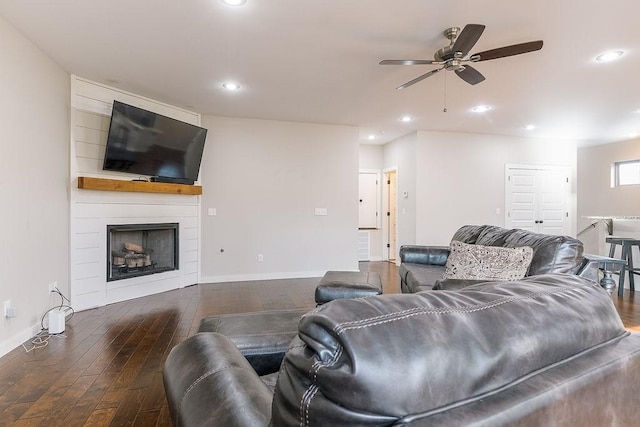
left=199, top=270, right=328, bottom=284
left=0, top=323, right=42, bottom=358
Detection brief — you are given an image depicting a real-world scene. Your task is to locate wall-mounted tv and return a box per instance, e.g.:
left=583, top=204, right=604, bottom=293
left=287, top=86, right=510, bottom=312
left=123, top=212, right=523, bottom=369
left=103, top=101, right=207, bottom=184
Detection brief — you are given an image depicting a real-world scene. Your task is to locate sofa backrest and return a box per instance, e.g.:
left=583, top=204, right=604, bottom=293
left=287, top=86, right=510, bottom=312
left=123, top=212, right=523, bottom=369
left=451, top=225, right=585, bottom=276
left=504, top=228, right=584, bottom=275
left=270, top=275, right=627, bottom=425
left=450, top=224, right=489, bottom=244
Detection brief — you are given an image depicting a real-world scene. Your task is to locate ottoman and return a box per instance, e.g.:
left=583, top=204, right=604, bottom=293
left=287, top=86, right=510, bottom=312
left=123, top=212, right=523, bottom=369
left=315, top=271, right=383, bottom=305
left=197, top=308, right=309, bottom=375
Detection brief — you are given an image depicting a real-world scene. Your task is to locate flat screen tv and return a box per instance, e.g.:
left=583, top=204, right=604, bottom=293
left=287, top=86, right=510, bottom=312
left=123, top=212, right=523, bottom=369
left=103, top=101, right=207, bottom=183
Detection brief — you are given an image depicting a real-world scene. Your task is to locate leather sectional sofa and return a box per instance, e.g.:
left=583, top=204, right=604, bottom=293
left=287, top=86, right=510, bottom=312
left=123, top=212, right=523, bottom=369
left=399, top=224, right=599, bottom=293
left=163, top=274, right=640, bottom=426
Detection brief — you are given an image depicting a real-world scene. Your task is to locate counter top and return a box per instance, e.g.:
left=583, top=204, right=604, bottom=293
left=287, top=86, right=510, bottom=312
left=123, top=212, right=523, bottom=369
left=583, top=216, right=640, bottom=220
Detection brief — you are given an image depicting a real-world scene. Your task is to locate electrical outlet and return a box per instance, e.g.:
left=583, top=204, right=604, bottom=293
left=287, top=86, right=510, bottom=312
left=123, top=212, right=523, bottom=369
left=49, top=281, right=57, bottom=294
left=257, top=254, right=264, bottom=262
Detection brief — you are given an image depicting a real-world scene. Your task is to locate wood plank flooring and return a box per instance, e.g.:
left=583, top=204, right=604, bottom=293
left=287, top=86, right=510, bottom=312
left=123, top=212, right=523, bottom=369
left=0, top=261, right=637, bottom=426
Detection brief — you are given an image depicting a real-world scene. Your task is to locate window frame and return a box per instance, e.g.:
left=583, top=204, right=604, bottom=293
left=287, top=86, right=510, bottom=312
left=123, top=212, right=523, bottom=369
left=613, top=159, right=640, bottom=187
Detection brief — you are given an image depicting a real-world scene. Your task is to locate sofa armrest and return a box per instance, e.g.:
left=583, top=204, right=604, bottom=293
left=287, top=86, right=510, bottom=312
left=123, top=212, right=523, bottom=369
left=163, top=333, right=273, bottom=427
left=399, top=245, right=450, bottom=266
left=578, top=255, right=601, bottom=283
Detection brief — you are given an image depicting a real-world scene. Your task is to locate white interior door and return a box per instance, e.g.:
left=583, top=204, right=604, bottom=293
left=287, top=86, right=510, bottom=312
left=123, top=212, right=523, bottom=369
left=506, top=169, right=537, bottom=231
left=538, top=170, right=567, bottom=235
left=506, top=165, right=570, bottom=235
left=358, top=172, right=379, bottom=229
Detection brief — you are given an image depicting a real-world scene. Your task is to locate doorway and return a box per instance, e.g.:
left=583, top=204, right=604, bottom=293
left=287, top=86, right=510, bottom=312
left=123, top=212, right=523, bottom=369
left=383, top=169, right=398, bottom=262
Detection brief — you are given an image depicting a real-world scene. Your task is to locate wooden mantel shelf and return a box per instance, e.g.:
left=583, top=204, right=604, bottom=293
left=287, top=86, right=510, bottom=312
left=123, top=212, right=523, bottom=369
left=77, top=177, right=202, bottom=195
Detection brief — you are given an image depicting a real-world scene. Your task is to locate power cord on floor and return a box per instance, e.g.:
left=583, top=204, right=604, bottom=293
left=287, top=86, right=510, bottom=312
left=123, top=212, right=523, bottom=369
left=21, top=330, right=67, bottom=353
left=22, top=286, right=75, bottom=353
left=40, top=286, right=75, bottom=331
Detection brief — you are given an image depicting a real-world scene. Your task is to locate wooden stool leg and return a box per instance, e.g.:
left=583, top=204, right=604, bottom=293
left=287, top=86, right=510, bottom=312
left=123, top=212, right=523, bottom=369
left=628, top=244, right=635, bottom=292
left=609, top=242, right=617, bottom=258
left=619, top=244, right=629, bottom=296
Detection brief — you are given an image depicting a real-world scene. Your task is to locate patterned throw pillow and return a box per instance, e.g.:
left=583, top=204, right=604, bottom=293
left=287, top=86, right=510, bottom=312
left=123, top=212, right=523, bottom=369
left=443, top=240, right=534, bottom=281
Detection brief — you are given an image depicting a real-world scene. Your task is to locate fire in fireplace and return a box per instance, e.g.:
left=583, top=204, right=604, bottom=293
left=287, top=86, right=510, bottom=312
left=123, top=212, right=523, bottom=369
left=107, top=223, right=179, bottom=281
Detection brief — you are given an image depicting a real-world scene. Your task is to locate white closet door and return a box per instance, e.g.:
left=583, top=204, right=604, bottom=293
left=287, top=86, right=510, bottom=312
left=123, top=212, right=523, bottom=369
left=506, top=166, right=570, bottom=235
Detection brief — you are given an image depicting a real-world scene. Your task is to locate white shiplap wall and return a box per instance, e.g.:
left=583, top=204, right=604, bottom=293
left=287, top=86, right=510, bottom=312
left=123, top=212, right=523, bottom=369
left=70, top=76, right=201, bottom=310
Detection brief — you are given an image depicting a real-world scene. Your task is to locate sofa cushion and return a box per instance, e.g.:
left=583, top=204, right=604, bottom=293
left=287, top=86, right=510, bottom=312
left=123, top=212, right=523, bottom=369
left=271, top=275, right=627, bottom=425
left=443, top=240, right=533, bottom=281
left=505, top=229, right=584, bottom=275
left=432, top=278, right=486, bottom=290
left=402, top=263, right=446, bottom=293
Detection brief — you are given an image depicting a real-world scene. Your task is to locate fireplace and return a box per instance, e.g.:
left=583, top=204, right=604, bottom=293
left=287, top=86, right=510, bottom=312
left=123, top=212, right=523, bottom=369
left=107, top=223, right=179, bottom=282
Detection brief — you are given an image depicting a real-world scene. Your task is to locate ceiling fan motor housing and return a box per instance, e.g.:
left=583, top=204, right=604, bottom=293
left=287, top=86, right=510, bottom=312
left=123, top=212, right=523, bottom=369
left=434, top=27, right=461, bottom=61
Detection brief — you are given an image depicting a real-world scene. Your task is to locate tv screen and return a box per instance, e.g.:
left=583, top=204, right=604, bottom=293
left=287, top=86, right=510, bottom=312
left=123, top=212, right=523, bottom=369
left=103, top=101, right=207, bottom=182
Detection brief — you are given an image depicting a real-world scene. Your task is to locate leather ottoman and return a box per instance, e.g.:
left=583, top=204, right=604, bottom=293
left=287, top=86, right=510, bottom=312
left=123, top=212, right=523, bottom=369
left=197, top=308, right=309, bottom=375
left=315, top=271, right=383, bottom=305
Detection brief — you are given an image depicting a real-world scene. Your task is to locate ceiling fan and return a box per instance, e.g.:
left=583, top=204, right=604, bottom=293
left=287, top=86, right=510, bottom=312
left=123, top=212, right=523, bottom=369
left=380, top=24, right=543, bottom=89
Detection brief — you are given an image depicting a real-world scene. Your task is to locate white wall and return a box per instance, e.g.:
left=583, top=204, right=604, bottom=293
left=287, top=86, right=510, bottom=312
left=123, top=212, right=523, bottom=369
left=383, top=132, right=418, bottom=253
left=0, top=16, right=70, bottom=356
left=577, top=138, right=640, bottom=255
left=415, top=131, right=577, bottom=244
left=199, top=116, right=359, bottom=282
left=381, top=131, right=577, bottom=247
left=578, top=138, right=640, bottom=219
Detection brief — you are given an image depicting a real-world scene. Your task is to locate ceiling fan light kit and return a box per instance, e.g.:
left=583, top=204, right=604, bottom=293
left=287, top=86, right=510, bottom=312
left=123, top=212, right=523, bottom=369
left=380, top=24, right=543, bottom=89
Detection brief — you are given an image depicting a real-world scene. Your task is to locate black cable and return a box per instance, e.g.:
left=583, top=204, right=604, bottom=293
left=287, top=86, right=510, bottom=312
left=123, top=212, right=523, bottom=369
left=40, top=287, right=75, bottom=331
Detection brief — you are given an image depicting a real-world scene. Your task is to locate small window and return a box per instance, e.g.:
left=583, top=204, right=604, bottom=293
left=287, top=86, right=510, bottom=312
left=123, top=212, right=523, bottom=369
left=614, top=160, right=640, bottom=186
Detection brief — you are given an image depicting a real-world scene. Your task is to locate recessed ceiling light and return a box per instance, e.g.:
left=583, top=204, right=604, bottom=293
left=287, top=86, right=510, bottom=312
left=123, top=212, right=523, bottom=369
left=222, top=82, right=240, bottom=90
left=595, top=50, right=624, bottom=62
left=221, top=0, right=247, bottom=6
left=368, top=134, right=376, bottom=140
left=525, top=124, right=536, bottom=131
left=471, top=105, right=491, bottom=113
left=401, top=115, right=413, bottom=122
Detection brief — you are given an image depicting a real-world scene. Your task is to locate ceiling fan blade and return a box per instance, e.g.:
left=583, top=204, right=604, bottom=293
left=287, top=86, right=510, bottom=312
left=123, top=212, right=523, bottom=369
left=452, top=24, right=485, bottom=56
left=471, top=40, right=543, bottom=62
left=396, top=68, right=443, bottom=90
left=380, top=59, right=435, bottom=65
left=455, top=65, right=485, bottom=85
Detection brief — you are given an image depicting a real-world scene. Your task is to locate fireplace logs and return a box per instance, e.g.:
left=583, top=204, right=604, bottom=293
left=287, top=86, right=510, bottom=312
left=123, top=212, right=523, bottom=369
left=112, top=242, right=154, bottom=270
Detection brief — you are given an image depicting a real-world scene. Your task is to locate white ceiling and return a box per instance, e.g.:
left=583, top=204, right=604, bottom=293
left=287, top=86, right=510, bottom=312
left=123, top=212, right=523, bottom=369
left=1, top=0, right=639, bottom=146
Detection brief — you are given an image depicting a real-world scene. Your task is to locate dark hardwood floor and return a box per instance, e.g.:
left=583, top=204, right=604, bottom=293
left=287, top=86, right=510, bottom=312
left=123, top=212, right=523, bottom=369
left=0, top=262, right=637, bottom=426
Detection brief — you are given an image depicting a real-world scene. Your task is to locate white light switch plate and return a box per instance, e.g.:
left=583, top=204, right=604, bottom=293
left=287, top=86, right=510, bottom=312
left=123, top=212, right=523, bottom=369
left=315, top=208, right=328, bottom=216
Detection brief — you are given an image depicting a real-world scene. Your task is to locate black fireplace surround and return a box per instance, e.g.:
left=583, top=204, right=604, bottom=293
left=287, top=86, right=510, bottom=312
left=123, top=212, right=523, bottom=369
left=107, top=223, right=179, bottom=282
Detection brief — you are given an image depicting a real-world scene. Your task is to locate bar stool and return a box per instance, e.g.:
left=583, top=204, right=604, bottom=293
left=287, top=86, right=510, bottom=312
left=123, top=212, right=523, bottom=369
left=606, top=237, right=640, bottom=296
left=584, top=253, right=627, bottom=293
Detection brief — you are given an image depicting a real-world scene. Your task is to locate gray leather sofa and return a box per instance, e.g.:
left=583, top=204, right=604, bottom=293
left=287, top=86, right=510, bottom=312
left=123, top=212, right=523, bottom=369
left=163, top=274, right=640, bottom=426
left=399, top=224, right=599, bottom=293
